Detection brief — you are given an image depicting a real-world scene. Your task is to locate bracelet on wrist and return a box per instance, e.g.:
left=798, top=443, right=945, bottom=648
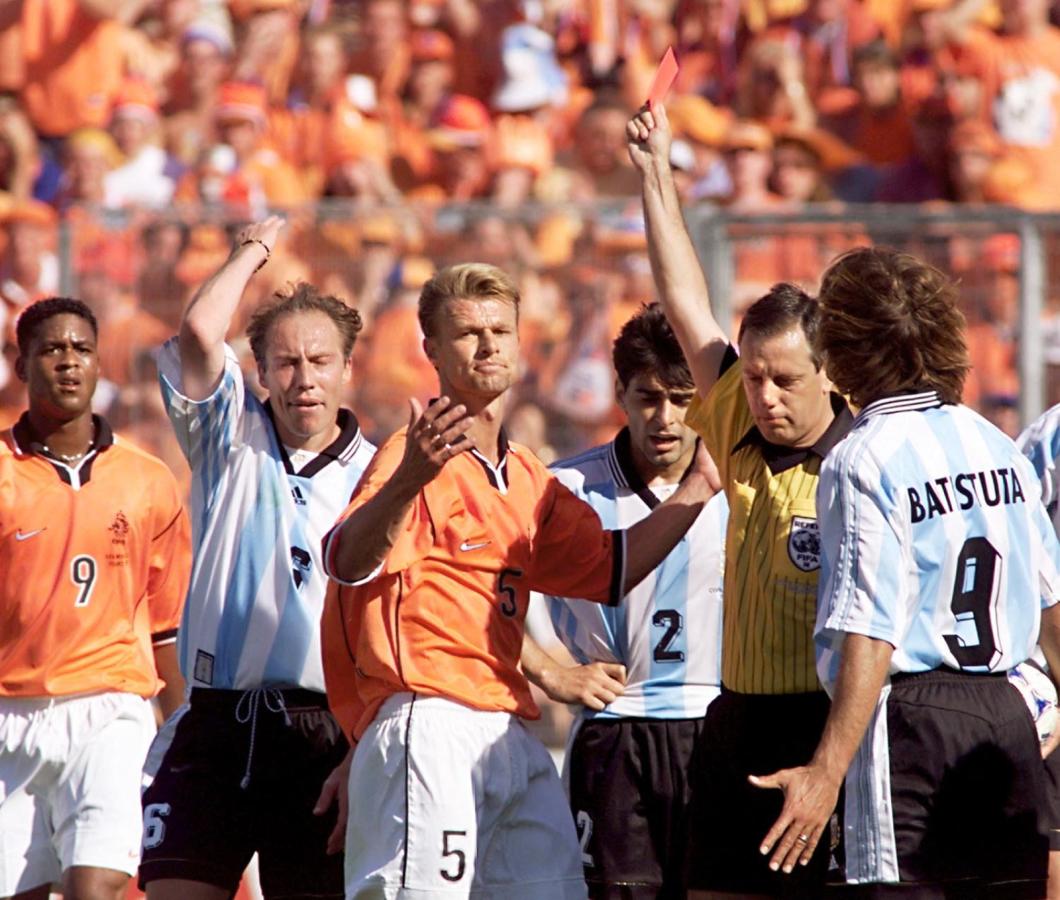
left=240, top=237, right=271, bottom=272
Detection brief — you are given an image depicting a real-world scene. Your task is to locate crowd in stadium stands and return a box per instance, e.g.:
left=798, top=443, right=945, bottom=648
left=0, top=0, right=1057, bottom=472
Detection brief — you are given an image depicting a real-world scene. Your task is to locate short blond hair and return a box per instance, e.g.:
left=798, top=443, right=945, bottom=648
left=417, top=263, right=520, bottom=338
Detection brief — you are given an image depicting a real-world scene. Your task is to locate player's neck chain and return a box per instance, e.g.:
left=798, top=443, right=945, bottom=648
left=41, top=424, right=95, bottom=465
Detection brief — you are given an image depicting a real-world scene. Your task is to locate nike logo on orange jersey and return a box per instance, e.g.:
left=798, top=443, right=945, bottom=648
left=459, top=540, right=491, bottom=552
left=15, top=528, right=46, bottom=541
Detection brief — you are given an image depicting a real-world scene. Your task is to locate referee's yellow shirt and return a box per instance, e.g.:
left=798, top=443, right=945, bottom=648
left=686, top=354, right=852, bottom=695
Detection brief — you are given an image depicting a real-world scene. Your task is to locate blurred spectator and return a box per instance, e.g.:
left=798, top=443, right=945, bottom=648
left=735, top=37, right=816, bottom=129
left=873, top=98, right=952, bottom=202
left=947, top=118, right=1003, bottom=203
left=674, top=0, right=746, bottom=106
left=0, top=200, right=58, bottom=325
left=58, top=127, right=121, bottom=208
left=721, top=119, right=786, bottom=210
left=13, top=0, right=147, bottom=139
left=136, top=220, right=189, bottom=328
left=666, top=93, right=733, bottom=200
left=411, top=93, right=493, bottom=201
left=562, top=93, right=640, bottom=199
left=0, top=98, right=40, bottom=201
left=163, top=11, right=234, bottom=166
left=106, top=78, right=180, bottom=208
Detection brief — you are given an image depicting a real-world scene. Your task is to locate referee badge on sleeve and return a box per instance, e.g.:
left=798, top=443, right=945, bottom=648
left=788, top=516, right=821, bottom=572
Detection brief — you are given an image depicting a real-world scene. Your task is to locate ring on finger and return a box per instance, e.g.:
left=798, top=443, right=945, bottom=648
left=796, top=834, right=810, bottom=844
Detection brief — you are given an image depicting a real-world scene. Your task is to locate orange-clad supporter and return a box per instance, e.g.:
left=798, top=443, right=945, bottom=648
left=735, top=36, right=818, bottom=130
left=57, top=127, right=122, bottom=209
left=358, top=257, right=438, bottom=439
left=873, top=96, right=952, bottom=201
left=666, top=93, right=734, bottom=201
left=229, top=0, right=301, bottom=106
left=278, top=23, right=354, bottom=194
left=176, top=81, right=306, bottom=209
left=0, top=296, right=189, bottom=899
left=349, top=0, right=411, bottom=112
left=106, top=79, right=180, bottom=209
left=0, top=201, right=58, bottom=337
left=947, top=117, right=1002, bottom=201
left=17, top=0, right=140, bottom=138
left=119, top=0, right=201, bottom=96
left=771, top=127, right=862, bottom=202
left=821, top=39, right=916, bottom=165
left=410, top=93, right=495, bottom=201
left=390, top=28, right=456, bottom=187
left=136, top=220, right=190, bottom=329
left=556, top=91, right=641, bottom=200
left=0, top=99, right=41, bottom=203
left=162, top=13, right=234, bottom=167
left=721, top=118, right=788, bottom=211
left=444, top=0, right=521, bottom=105
left=319, top=82, right=391, bottom=196
left=958, top=0, right=1060, bottom=208
left=321, top=262, right=719, bottom=897
left=76, top=240, right=170, bottom=387
left=770, top=0, right=883, bottom=109
left=673, top=0, right=747, bottom=106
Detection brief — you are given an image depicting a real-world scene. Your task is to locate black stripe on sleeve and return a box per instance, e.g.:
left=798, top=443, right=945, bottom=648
left=152, top=628, right=178, bottom=645
left=608, top=529, right=626, bottom=607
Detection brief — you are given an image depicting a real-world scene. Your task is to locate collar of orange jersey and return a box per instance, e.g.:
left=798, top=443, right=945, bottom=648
left=13, top=412, right=114, bottom=459
left=732, top=392, right=853, bottom=475
left=467, top=427, right=511, bottom=492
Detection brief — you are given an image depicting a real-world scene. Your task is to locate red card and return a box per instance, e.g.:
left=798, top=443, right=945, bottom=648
left=646, top=47, right=679, bottom=110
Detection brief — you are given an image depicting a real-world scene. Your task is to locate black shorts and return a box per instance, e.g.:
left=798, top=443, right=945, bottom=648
left=139, top=687, right=348, bottom=898
left=686, top=688, right=835, bottom=897
left=567, top=716, right=705, bottom=899
left=857, top=669, right=1048, bottom=896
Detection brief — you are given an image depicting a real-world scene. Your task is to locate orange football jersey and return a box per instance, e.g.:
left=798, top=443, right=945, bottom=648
left=322, top=429, right=624, bottom=741
left=0, top=415, right=191, bottom=697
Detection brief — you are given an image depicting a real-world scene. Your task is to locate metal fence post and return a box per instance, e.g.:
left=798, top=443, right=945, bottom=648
left=686, top=203, right=733, bottom=332
left=1019, top=217, right=1045, bottom=425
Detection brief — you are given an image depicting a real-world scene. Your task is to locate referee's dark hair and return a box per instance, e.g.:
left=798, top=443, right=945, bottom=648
left=612, top=302, right=693, bottom=390
left=816, top=246, right=969, bottom=408
left=16, top=297, right=98, bottom=355
left=737, top=283, right=822, bottom=369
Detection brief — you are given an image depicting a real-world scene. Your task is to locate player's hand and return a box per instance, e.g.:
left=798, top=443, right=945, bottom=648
left=235, top=214, right=285, bottom=259
left=749, top=763, right=841, bottom=875
left=540, top=661, right=627, bottom=710
left=400, top=396, right=476, bottom=487
left=626, top=103, right=673, bottom=174
left=313, top=746, right=354, bottom=855
left=688, top=441, right=723, bottom=496
left=1043, top=725, right=1060, bottom=760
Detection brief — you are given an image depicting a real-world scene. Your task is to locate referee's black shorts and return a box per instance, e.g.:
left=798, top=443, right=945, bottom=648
left=139, top=687, right=348, bottom=898
left=567, top=715, right=705, bottom=899
left=685, top=687, right=836, bottom=897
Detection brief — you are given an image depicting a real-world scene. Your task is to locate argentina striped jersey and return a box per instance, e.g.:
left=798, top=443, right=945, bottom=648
left=1017, top=402, right=1060, bottom=536
left=539, top=429, right=728, bottom=719
left=815, top=391, right=1060, bottom=694
left=157, top=338, right=375, bottom=692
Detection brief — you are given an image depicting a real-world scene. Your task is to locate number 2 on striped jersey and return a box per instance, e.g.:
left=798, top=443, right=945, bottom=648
left=652, top=609, right=685, bottom=663
left=71, top=555, right=98, bottom=607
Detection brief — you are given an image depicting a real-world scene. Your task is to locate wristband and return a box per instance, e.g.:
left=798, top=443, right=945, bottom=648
left=240, top=237, right=271, bottom=272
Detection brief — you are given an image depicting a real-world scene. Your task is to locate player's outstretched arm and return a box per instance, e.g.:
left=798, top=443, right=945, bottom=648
left=521, top=634, right=626, bottom=711
left=750, top=633, right=893, bottom=874
left=328, top=397, right=476, bottom=583
left=178, top=215, right=284, bottom=400
left=621, top=443, right=721, bottom=594
left=628, top=105, right=729, bottom=398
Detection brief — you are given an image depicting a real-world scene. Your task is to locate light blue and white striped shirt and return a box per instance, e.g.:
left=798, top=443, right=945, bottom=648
left=537, top=430, right=728, bottom=719
left=815, top=391, right=1059, bottom=693
left=1017, top=402, right=1060, bottom=536
left=158, top=338, right=375, bottom=692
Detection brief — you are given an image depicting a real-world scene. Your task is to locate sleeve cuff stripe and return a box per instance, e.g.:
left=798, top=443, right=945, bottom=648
left=152, top=629, right=179, bottom=645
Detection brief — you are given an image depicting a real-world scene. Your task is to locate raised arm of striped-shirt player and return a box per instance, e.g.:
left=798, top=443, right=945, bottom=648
left=178, top=214, right=284, bottom=399
left=627, top=103, right=729, bottom=399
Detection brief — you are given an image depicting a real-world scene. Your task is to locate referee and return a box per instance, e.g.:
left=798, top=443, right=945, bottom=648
left=628, top=107, right=851, bottom=896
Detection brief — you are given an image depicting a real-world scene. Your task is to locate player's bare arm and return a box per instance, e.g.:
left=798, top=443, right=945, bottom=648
left=328, top=396, right=476, bottom=583
left=1039, top=604, right=1060, bottom=759
left=628, top=104, right=729, bottom=398
left=179, top=215, right=284, bottom=400
left=750, top=634, right=894, bottom=874
left=152, top=642, right=186, bottom=721
left=621, top=441, right=721, bottom=594
left=521, top=633, right=626, bottom=711
left=313, top=745, right=353, bottom=855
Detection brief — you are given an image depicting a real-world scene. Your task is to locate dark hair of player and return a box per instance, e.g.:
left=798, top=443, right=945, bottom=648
left=612, top=302, right=693, bottom=390
left=737, top=282, right=822, bottom=369
left=418, top=262, right=521, bottom=339
left=816, top=246, right=969, bottom=408
left=16, top=297, right=98, bottom=355
left=246, top=282, right=363, bottom=368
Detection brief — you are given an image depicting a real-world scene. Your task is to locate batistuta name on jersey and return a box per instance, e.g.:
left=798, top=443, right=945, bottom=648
left=907, top=466, right=1026, bottom=523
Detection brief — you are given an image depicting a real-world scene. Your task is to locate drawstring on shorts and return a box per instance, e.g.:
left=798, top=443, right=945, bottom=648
left=234, top=688, right=291, bottom=789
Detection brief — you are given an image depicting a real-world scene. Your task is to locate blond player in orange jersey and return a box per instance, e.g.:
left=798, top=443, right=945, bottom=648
left=0, top=297, right=190, bottom=900
left=321, top=263, right=722, bottom=898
